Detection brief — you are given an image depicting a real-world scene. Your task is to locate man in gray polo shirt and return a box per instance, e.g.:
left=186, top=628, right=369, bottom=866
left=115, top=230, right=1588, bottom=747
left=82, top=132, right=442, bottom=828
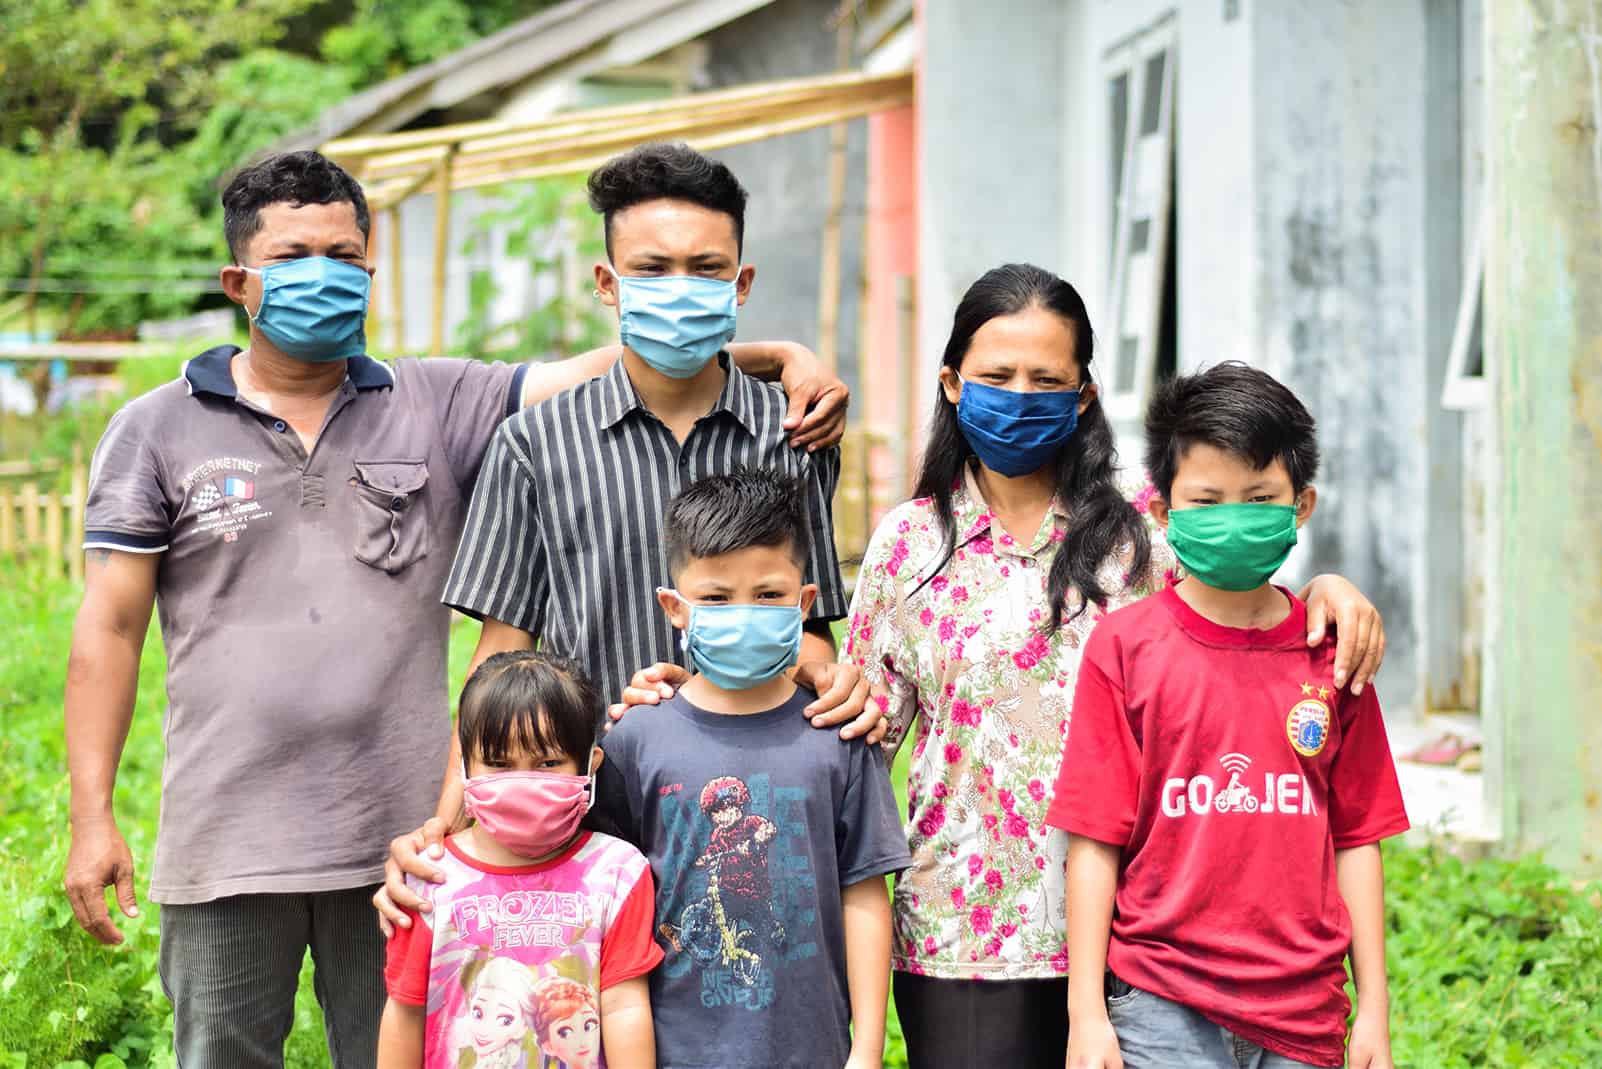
left=60, top=150, right=853, bottom=1069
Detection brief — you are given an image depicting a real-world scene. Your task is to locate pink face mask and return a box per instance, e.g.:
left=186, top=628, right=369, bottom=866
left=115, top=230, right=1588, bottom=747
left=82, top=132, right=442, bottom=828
left=462, top=757, right=593, bottom=858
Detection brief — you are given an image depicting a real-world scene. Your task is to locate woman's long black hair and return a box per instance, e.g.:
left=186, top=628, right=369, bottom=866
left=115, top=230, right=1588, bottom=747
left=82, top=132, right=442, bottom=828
left=912, top=263, right=1150, bottom=629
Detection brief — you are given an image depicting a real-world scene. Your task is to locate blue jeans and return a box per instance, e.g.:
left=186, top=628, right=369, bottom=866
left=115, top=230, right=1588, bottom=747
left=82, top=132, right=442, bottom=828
left=1107, top=973, right=1322, bottom=1069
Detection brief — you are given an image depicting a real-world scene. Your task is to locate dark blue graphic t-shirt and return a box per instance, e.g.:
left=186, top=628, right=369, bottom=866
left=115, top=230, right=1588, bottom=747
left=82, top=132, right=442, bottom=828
left=596, top=686, right=911, bottom=1068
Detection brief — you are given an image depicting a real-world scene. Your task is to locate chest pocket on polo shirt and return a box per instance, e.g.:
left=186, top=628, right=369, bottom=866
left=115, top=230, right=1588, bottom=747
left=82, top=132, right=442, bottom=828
left=350, top=460, right=431, bottom=574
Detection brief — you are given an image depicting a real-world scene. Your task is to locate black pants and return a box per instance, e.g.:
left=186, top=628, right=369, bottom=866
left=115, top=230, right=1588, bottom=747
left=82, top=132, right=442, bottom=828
left=158, top=886, right=385, bottom=1069
left=894, top=970, right=1069, bottom=1069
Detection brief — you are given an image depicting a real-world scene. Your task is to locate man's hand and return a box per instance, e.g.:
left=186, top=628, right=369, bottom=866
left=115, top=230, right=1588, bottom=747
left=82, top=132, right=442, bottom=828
left=1065, top=1013, right=1123, bottom=1069
left=605, top=662, right=689, bottom=727
left=63, top=816, right=139, bottom=945
left=1347, top=1010, right=1394, bottom=1069
left=775, top=342, right=849, bottom=451
left=1300, top=573, right=1387, bottom=694
left=373, top=818, right=450, bottom=938
left=793, top=661, right=879, bottom=742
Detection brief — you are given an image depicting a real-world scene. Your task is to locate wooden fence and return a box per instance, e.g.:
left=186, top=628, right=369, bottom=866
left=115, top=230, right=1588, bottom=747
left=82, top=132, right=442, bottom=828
left=0, top=453, right=87, bottom=582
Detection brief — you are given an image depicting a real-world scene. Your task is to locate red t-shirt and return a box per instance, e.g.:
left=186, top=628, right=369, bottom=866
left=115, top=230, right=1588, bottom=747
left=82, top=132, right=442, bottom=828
left=384, top=832, right=662, bottom=1069
left=1046, top=584, right=1409, bottom=1067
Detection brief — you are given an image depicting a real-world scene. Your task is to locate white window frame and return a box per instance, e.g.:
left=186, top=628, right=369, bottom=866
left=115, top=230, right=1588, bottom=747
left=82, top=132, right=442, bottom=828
left=1442, top=197, right=1488, bottom=411
left=1102, top=18, right=1177, bottom=424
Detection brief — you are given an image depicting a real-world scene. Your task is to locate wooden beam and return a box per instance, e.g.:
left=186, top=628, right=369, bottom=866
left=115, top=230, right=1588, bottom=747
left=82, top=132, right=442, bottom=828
left=388, top=207, right=405, bottom=354
left=814, top=18, right=856, bottom=372
left=430, top=152, right=455, bottom=358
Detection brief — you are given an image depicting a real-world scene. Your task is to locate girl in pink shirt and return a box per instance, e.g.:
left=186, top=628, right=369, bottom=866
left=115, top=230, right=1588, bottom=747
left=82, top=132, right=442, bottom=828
left=378, top=652, right=661, bottom=1069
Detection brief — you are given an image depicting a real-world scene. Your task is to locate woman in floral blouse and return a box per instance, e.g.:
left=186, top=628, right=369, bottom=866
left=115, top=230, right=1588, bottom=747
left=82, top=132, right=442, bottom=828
left=843, top=263, right=1386, bottom=1068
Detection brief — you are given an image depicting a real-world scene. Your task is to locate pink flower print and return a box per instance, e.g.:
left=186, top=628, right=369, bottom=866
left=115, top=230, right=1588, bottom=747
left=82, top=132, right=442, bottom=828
left=1005, top=813, right=1031, bottom=839
left=1027, top=779, right=1047, bottom=802
left=963, top=624, right=982, bottom=639
left=919, top=607, right=935, bottom=626
left=943, top=742, right=963, bottom=765
left=971, top=537, right=994, bottom=555
left=950, top=699, right=982, bottom=727
left=917, top=803, right=946, bottom=838
left=887, top=537, right=911, bottom=576
left=932, top=781, right=949, bottom=799
left=951, top=887, right=966, bottom=909
left=1050, top=950, right=1070, bottom=974
left=938, top=616, right=957, bottom=642
left=1034, top=856, right=1047, bottom=870
left=1000, top=565, right=1010, bottom=577
left=923, top=936, right=938, bottom=956
left=999, top=532, right=1015, bottom=547
left=1132, top=482, right=1158, bottom=514
left=986, top=937, right=1004, bottom=958
left=982, top=813, right=1000, bottom=832
left=952, top=586, right=970, bottom=602
left=1018, top=903, right=1029, bottom=914
left=997, top=788, right=1017, bottom=813
left=1012, top=632, right=1050, bottom=670
left=873, top=693, right=890, bottom=715
left=999, top=922, right=1018, bottom=938
left=984, top=869, right=1005, bottom=893
left=898, top=518, right=912, bottom=533
left=967, top=854, right=983, bottom=877
left=970, top=905, right=994, bottom=935
left=943, top=682, right=957, bottom=697
left=930, top=575, right=949, bottom=593
left=1048, top=526, right=1066, bottom=544
left=952, top=641, right=965, bottom=660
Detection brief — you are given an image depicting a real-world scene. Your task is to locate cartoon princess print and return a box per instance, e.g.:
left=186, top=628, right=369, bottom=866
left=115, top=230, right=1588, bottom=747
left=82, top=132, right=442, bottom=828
left=452, top=956, right=538, bottom=1069
left=530, top=976, right=601, bottom=1069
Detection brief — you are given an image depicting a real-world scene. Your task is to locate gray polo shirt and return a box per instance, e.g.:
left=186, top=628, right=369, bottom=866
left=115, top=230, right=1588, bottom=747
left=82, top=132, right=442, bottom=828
left=83, top=344, right=525, bottom=904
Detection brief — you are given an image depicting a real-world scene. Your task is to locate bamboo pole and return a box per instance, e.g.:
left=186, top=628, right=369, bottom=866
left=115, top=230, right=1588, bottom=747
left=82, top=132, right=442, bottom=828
left=430, top=152, right=455, bottom=358
left=815, top=18, right=856, bottom=372
left=44, top=489, right=62, bottom=571
left=896, top=275, right=919, bottom=495
left=365, top=208, right=381, bottom=343
left=68, top=447, right=86, bottom=583
left=20, top=482, right=39, bottom=544
left=323, top=69, right=911, bottom=160
left=0, top=490, right=12, bottom=553
left=388, top=206, right=405, bottom=354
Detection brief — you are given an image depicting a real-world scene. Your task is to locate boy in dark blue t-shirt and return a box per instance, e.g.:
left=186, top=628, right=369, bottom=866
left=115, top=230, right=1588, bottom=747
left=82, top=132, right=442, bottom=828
left=595, top=468, right=910, bottom=1069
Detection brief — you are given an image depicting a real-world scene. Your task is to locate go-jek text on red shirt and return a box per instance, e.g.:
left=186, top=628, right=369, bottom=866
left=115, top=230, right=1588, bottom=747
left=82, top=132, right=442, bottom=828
left=1046, top=583, right=1409, bottom=1067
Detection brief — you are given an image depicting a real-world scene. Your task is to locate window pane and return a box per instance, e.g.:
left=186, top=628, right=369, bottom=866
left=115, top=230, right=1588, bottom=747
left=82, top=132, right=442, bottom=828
left=1109, top=71, right=1130, bottom=269
left=1140, top=51, right=1168, bottom=135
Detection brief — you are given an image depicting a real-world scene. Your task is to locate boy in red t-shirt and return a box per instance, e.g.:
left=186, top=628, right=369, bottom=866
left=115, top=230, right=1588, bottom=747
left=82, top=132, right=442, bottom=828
left=1048, top=362, right=1409, bottom=1069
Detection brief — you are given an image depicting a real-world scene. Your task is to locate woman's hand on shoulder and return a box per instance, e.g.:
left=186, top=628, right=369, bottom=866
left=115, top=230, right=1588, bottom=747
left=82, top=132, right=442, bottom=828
left=794, top=661, right=883, bottom=743
left=1299, top=574, right=1386, bottom=694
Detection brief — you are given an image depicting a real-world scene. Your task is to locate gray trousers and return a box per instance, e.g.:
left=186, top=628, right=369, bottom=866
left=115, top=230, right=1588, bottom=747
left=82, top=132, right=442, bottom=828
left=1107, top=974, right=1321, bottom=1069
left=158, top=886, right=385, bottom=1069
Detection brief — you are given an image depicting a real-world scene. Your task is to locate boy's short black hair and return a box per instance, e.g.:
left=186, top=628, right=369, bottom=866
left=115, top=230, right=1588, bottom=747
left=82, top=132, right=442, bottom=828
left=587, top=142, right=748, bottom=260
left=1143, top=361, right=1321, bottom=499
left=664, top=467, right=807, bottom=577
left=222, top=151, right=370, bottom=263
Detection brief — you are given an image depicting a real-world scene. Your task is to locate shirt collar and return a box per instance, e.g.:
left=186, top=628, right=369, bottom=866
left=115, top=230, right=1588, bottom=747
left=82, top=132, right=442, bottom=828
left=954, top=462, right=1070, bottom=554
left=596, top=351, right=759, bottom=435
left=182, top=344, right=395, bottom=399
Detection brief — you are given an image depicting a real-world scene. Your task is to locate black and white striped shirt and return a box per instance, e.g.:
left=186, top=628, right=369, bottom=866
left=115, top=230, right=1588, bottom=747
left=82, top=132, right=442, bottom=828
left=443, top=355, right=847, bottom=705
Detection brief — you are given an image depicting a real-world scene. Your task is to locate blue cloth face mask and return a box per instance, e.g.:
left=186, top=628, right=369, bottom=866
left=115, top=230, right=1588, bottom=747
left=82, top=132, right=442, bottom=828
left=665, top=589, right=803, bottom=691
left=609, top=266, right=738, bottom=378
left=243, top=256, right=370, bottom=363
left=955, top=379, right=1081, bottom=477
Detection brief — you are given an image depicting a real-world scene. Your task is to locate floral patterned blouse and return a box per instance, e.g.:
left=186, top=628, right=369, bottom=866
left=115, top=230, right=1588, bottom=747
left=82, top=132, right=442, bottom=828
left=843, top=466, right=1175, bottom=981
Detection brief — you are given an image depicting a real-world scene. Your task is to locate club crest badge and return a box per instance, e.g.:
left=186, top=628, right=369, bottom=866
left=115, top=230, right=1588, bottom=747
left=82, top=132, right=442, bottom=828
left=1286, top=688, right=1331, bottom=757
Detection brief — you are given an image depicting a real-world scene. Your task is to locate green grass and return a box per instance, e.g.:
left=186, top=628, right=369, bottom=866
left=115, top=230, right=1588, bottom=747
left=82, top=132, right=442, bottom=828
left=1, top=495, right=1598, bottom=1065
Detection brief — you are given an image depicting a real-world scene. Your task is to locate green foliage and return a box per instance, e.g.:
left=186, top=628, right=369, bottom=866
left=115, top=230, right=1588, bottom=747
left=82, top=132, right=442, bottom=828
left=454, top=178, right=613, bottom=361
left=321, top=0, right=552, bottom=90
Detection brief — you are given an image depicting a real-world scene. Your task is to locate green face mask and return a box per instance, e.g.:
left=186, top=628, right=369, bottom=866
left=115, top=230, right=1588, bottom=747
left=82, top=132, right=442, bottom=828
left=1165, top=502, right=1299, bottom=592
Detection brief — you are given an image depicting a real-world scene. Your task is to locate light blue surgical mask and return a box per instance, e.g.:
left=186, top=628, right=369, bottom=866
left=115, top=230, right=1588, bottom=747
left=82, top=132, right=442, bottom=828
left=608, top=266, right=738, bottom=378
left=243, top=256, right=370, bottom=363
left=665, top=589, right=803, bottom=691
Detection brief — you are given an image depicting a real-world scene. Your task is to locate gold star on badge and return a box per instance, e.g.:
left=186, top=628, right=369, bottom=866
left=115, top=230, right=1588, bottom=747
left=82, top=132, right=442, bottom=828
left=1299, top=681, right=1315, bottom=697
left=1318, top=686, right=1332, bottom=701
